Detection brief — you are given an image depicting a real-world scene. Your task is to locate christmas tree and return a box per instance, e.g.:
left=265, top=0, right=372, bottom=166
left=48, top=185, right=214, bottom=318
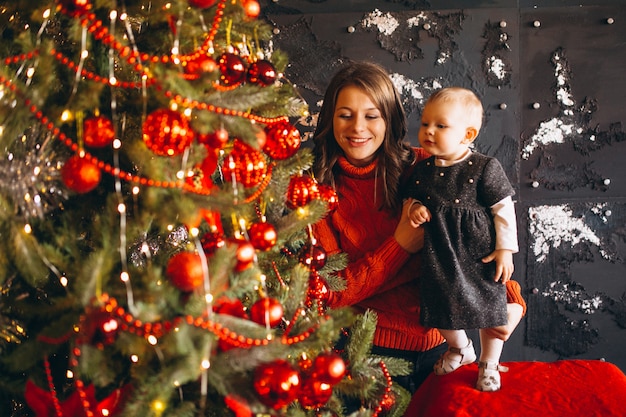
left=0, top=1, right=410, bottom=416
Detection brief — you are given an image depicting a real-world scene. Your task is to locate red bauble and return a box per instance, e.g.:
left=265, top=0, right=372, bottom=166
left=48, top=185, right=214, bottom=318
left=214, top=297, right=247, bottom=318
left=221, top=139, right=267, bottom=188
left=317, top=184, right=340, bottom=212
left=247, top=60, right=277, bottom=86
left=166, top=252, right=205, bottom=292
left=298, top=376, right=333, bottom=409
left=243, top=0, right=261, bottom=18
left=81, top=308, right=120, bottom=348
left=218, top=53, right=247, bottom=87
left=142, top=109, right=194, bottom=156
left=234, top=240, right=256, bottom=271
left=249, top=297, right=283, bottom=328
left=307, top=272, right=330, bottom=307
left=253, top=360, right=300, bottom=409
left=299, top=244, right=327, bottom=270
left=188, top=0, right=217, bottom=8
left=286, top=174, right=320, bottom=209
left=248, top=222, right=277, bottom=251
left=61, top=154, right=101, bottom=193
left=84, top=115, right=115, bottom=148
left=201, top=231, right=226, bottom=255
left=263, top=120, right=301, bottom=160
left=184, top=54, right=217, bottom=77
left=185, top=152, right=218, bottom=193
left=311, top=352, right=346, bottom=385
left=197, top=127, right=229, bottom=150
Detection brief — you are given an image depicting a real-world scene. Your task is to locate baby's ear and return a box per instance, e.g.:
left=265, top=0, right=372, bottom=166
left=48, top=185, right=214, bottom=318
left=464, top=127, right=478, bottom=142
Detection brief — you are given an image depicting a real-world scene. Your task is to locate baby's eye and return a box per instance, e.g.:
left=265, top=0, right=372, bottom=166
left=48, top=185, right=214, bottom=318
left=437, top=124, right=447, bottom=129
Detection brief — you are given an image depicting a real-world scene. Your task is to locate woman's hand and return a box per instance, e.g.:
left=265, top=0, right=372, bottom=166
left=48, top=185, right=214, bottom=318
left=394, top=200, right=424, bottom=253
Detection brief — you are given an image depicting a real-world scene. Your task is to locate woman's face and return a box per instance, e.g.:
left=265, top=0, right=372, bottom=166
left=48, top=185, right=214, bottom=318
left=332, top=85, right=386, bottom=167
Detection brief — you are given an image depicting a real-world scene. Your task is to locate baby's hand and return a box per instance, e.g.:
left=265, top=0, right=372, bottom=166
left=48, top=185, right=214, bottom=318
left=408, top=200, right=431, bottom=227
left=481, top=249, right=514, bottom=283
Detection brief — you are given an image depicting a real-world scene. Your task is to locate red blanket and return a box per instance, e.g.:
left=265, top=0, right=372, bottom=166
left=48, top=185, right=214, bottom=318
left=403, top=360, right=626, bottom=417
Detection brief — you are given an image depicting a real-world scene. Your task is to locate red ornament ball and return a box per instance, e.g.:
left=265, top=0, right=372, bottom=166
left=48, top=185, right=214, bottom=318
left=197, top=128, right=229, bottom=150
left=185, top=152, right=218, bottom=193
left=81, top=308, right=120, bottom=348
left=214, top=297, right=247, bottom=318
left=243, top=0, right=261, bottom=18
left=298, top=376, right=333, bottom=409
left=307, top=272, right=330, bottom=307
left=142, top=109, right=195, bottom=156
left=249, top=297, right=283, bottom=328
left=166, top=252, right=205, bottom=292
left=83, top=115, right=115, bottom=148
left=221, top=139, right=267, bottom=188
left=218, top=53, right=247, bottom=87
left=263, top=120, right=301, bottom=160
left=311, top=352, right=346, bottom=385
left=317, top=184, right=339, bottom=212
left=188, top=0, right=217, bottom=8
left=61, top=154, right=101, bottom=194
left=247, top=60, right=277, bottom=86
left=248, top=222, right=277, bottom=251
left=299, top=244, right=327, bottom=270
left=286, top=174, right=319, bottom=209
left=201, top=231, right=226, bottom=255
left=253, top=360, right=300, bottom=409
left=184, top=54, right=217, bottom=77
left=234, top=240, right=256, bottom=271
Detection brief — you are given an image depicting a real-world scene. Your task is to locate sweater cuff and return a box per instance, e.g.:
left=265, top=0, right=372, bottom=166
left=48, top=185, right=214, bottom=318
left=378, top=236, right=412, bottom=276
left=506, top=280, right=527, bottom=316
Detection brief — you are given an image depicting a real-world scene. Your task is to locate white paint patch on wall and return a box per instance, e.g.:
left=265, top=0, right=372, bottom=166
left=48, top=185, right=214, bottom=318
left=528, top=204, right=601, bottom=263
left=362, top=9, right=399, bottom=36
left=521, top=118, right=578, bottom=159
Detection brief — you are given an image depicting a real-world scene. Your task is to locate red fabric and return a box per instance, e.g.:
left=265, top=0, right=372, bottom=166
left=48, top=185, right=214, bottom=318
left=404, top=360, right=626, bottom=417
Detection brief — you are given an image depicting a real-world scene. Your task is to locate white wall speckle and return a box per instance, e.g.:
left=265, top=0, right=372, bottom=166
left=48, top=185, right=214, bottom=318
left=528, top=204, right=601, bottom=262
left=521, top=118, right=578, bottom=159
left=542, top=281, right=603, bottom=314
left=362, top=9, right=399, bottom=36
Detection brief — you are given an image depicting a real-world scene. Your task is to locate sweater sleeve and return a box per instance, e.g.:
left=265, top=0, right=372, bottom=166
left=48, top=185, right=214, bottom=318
left=312, top=217, right=413, bottom=308
left=505, top=279, right=527, bottom=315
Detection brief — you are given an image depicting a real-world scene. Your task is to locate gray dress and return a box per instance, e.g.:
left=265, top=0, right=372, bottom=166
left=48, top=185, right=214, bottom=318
left=406, top=152, right=514, bottom=330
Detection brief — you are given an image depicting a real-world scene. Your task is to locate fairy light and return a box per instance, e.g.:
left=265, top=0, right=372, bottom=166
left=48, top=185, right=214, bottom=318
left=117, top=203, right=126, bottom=214
left=130, top=354, right=139, bottom=363
left=60, top=276, right=68, bottom=287
left=66, top=370, right=74, bottom=379
left=132, top=186, right=140, bottom=195
left=61, top=109, right=73, bottom=122
left=176, top=170, right=185, bottom=180
left=120, top=271, right=129, bottom=282
left=147, top=335, right=158, bottom=345
left=113, top=138, right=121, bottom=149
left=43, top=8, right=50, bottom=19
left=23, top=224, right=32, bottom=234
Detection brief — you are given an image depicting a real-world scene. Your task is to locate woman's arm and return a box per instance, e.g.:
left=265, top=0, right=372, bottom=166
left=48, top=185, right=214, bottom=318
left=313, top=206, right=423, bottom=308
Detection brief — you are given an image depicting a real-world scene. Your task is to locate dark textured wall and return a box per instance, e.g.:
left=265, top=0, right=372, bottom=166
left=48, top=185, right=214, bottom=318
left=261, top=0, right=626, bottom=371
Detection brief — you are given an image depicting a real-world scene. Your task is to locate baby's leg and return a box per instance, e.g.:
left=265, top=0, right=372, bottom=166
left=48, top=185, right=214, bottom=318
left=434, top=329, right=476, bottom=375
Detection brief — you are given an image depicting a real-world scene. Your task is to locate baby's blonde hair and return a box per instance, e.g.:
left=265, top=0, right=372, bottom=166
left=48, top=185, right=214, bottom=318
left=427, top=87, right=483, bottom=131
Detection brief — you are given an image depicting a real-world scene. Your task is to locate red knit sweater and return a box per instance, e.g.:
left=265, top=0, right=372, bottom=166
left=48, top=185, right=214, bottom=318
left=313, top=149, right=526, bottom=352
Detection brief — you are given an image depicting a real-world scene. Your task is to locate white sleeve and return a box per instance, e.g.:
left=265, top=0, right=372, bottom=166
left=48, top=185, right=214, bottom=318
left=491, top=196, right=518, bottom=253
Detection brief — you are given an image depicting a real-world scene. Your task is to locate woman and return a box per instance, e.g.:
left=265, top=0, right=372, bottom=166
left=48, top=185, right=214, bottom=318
left=311, top=61, right=526, bottom=393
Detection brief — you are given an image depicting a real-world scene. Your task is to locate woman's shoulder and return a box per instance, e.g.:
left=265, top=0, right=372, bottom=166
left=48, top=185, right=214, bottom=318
left=412, top=147, right=430, bottom=162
